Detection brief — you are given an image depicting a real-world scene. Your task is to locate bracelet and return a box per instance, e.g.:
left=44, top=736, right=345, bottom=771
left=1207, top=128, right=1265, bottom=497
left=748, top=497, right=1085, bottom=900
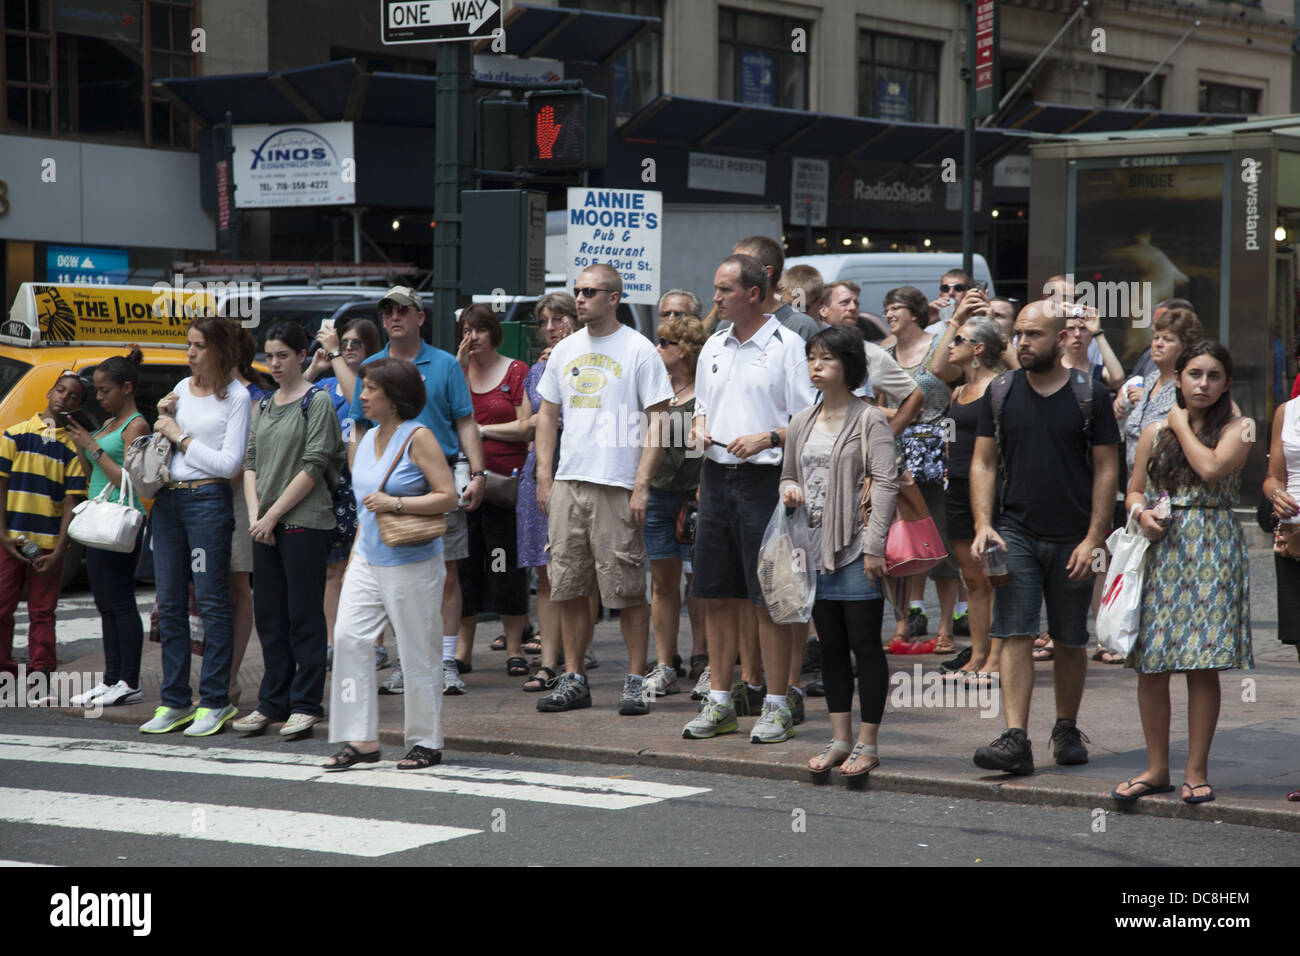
left=470, top=470, right=487, bottom=479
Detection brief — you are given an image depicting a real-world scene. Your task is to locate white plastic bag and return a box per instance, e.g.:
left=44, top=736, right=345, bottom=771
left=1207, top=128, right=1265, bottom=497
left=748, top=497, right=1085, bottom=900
left=1096, top=505, right=1150, bottom=657
left=757, top=503, right=818, bottom=624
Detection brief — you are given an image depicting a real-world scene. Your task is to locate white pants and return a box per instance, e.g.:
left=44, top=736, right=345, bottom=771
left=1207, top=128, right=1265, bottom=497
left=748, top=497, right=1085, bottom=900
left=329, top=554, right=446, bottom=751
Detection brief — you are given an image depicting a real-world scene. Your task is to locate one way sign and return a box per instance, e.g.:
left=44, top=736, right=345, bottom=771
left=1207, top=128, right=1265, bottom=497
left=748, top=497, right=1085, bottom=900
left=381, top=0, right=501, bottom=43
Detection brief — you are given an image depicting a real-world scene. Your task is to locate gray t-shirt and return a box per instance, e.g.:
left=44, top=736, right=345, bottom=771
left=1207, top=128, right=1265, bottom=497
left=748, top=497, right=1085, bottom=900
left=800, top=425, right=862, bottom=567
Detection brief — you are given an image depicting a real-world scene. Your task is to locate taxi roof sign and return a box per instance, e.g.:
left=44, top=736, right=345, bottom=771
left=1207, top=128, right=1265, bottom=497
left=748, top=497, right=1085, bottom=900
left=1, top=283, right=218, bottom=348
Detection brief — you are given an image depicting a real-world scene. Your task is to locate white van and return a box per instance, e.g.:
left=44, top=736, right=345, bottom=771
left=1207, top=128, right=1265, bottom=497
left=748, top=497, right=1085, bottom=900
left=783, top=253, right=996, bottom=317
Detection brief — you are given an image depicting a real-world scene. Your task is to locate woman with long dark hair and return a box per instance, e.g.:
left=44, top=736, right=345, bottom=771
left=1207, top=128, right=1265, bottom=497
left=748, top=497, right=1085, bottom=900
left=1113, top=341, right=1251, bottom=805
left=65, top=349, right=150, bottom=706
left=141, top=316, right=250, bottom=737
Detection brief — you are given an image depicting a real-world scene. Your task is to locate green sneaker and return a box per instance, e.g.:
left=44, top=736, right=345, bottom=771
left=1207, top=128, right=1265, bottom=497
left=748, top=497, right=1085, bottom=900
left=750, top=701, right=795, bottom=744
left=183, top=704, right=238, bottom=737
left=682, top=697, right=739, bottom=739
left=139, top=704, right=197, bottom=734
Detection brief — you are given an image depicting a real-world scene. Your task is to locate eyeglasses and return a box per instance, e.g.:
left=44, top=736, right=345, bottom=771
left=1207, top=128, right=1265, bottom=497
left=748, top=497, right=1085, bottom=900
left=657, top=338, right=679, bottom=348
left=341, top=339, right=365, bottom=351
left=659, top=310, right=694, bottom=319
left=379, top=303, right=415, bottom=316
left=939, top=284, right=968, bottom=294
left=573, top=287, right=613, bottom=298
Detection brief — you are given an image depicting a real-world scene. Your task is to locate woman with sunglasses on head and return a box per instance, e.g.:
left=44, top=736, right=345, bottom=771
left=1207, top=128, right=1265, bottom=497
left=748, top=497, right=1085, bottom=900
left=518, top=294, right=579, bottom=691
left=65, top=350, right=150, bottom=707
left=1059, top=305, right=1124, bottom=388
left=141, top=316, right=250, bottom=737
left=780, top=324, right=898, bottom=781
left=1113, top=341, right=1251, bottom=806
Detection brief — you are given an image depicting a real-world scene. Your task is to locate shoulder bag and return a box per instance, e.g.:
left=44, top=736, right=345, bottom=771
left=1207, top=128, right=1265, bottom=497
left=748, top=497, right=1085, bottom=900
left=374, top=428, right=446, bottom=547
left=859, top=412, right=948, bottom=577
left=123, top=432, right=174, bottom=499
left=68, top=469, right=143, bottom=553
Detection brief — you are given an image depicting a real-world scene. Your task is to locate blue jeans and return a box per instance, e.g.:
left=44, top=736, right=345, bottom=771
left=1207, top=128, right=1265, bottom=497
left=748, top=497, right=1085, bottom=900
left=152, top=483, right=236, bottom=709
left=991, top=522, right=1093, bottom=647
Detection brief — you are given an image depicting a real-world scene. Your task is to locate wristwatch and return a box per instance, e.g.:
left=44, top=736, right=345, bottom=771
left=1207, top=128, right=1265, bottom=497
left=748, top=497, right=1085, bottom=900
left=395, top=497, right=403, bottom=512
left=328, top=349, right=342, bottom=359
left=769, top=430, right=781, bottom=448
left=178, top=432, right=192, bottom=450
left=470, top=470, right=487, bottom=479
left=90, top=447, right=105, bottom=461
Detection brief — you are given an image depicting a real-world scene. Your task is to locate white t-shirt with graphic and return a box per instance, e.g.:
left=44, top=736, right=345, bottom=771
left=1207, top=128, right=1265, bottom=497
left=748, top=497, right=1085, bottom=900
left=538, top=324, right=674, bottom=490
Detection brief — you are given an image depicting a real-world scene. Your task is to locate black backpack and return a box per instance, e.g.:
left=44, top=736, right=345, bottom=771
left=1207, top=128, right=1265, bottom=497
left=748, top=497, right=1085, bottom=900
left=257, top=387, right=356, bottom=549
left=988, top=368, right=1095, bottom=489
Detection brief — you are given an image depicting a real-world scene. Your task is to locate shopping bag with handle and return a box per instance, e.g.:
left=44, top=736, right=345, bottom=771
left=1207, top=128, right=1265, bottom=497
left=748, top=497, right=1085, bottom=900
left=1096, top=505, right=1150, bottom=657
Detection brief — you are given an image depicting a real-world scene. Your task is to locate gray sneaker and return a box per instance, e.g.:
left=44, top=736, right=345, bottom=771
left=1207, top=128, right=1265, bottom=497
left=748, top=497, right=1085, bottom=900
left=379, top=663, right=404, bottom=695
left=139, top=704, right=197, bottom=734
left=184, top=704, right=238, bottom=737
left=682, top=697, right=739, bottom=739
left=374, top=646, right=390, bottom=670
left=442, top=660, right=466, bottom=696
left=690, top=666, right=712, bottom=700
left=645, top=662, right=679, bottom=698
left=731, top=680, right=765, bottom=717
left=750, top=701, right=795, bottom=744
left=537, top=673, right=592, bottom=712
left=619, top=674, right=650, bottom=716
left=786, top=687, right=806, bottom=725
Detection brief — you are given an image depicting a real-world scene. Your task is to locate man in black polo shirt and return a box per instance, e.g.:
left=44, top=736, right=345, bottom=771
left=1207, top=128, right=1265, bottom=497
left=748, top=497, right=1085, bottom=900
left=969, top=300, right=1120, bottom=774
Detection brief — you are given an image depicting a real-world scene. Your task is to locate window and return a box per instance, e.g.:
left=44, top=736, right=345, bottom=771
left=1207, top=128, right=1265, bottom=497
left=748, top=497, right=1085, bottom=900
left=1199, top=81, right=1260, bottom=115
left=559, top=0, right=662, bottom=118
left=1099, top=67, right=1162, bottom=110
left=149, top=0, right=198, bottom=148
left=719, top=8, right=809, bottom=110
left=857, top=30, right=939, bottom=123
left=4, top=0, right=54, bottom=133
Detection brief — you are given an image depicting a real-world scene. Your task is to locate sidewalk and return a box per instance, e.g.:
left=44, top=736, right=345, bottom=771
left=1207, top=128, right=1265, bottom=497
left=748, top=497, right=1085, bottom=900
left=43, top=529, right=1300, bottom=834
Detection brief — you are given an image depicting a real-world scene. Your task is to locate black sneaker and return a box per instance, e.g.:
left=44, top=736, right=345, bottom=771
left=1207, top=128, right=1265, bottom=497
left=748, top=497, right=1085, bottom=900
left=618, top=675, right=650, bottom=716
left=908, top=606, right=928, bottom=637
left=801, top=638, right=823, bottom=674
left=953, top=609, right=971, bottom=636
left=731, top=680, right=765, bottom=717
left=537, top=673, right=592, bottom=712
left=688, top=654, right=709, bottom=682
left=940, top=646, right=972, bottom=673
left=1050, top=718, right=1090, bottom=766
left=805, top=672, right=825, bottom=697
left=973, top=728, right=1035, bottom=775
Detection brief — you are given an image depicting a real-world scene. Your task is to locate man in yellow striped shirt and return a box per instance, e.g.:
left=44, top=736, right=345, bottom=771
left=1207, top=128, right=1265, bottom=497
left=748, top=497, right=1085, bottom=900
left=0, top=373, right=89, bottom=678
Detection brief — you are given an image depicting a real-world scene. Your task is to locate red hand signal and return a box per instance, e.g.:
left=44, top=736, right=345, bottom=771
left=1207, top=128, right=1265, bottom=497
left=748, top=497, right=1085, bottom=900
left=535, top=105, right=562, bottom=159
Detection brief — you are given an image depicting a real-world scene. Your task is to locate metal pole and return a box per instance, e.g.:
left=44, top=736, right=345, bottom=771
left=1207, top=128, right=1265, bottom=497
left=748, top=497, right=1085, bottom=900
left=1119, top=20, right=1200, bottom=110
left=981, top=0, right=1088, bottom=127
left=804, top=199, right=813, bottom=256
left=963, top=0, right=975, bottom=276
left=351, top=208, right=362, bottom=264
left=432, top=42, right=473, bottom=352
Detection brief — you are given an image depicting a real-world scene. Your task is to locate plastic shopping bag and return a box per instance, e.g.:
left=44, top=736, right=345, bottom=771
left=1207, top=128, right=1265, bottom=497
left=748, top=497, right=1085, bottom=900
left=757, top=504, right=818, bottom=624
left=1096, top=505, right=1150, bottom=657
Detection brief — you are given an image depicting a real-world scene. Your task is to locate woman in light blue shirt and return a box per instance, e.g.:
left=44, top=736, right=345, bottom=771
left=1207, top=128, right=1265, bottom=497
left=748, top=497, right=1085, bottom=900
left=325, top=358, right=458, bottom=771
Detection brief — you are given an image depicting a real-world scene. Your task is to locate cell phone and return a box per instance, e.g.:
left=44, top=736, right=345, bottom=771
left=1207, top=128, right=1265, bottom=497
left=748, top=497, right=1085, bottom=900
left=973, top=280, right=988, bottom=293
left=320, top=318, right=335, bottom=332
left=59, top=409, right=97, bottom=431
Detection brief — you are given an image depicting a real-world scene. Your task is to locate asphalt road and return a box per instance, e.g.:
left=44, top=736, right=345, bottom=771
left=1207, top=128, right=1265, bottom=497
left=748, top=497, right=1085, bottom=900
left=2, top=708, right=1296, bottom=869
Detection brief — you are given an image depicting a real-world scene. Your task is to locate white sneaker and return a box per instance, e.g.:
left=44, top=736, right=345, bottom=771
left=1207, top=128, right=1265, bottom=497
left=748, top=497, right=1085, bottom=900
left=442, top=661, right=465, bottom=695
left=232, top=710, right=273, bottom=734
left=646, top=662, right=680, bottom=697
left=95, top=681, right=142, bottom=707
left=690, top=666, right=712, bottom=700
left=69, top=682, right=110, bottom=707
left=280, top=713, right=318, bottom=736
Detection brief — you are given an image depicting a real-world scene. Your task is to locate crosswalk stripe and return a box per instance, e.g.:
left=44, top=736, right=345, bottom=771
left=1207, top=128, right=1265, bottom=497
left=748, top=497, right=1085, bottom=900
left=0, top=788, right=478, bottom=857
left=0, top=735, right=710, bottom=809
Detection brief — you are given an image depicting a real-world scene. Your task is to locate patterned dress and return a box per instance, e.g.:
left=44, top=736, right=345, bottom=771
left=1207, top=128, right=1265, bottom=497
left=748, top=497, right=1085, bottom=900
left=1130, top=429, right=1253, bottom=674
left=516, top=360, right=550, bottom=568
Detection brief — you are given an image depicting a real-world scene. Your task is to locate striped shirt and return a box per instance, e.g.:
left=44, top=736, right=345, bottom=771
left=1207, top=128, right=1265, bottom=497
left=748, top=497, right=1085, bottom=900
left=0, top=414, right=88, bottom=550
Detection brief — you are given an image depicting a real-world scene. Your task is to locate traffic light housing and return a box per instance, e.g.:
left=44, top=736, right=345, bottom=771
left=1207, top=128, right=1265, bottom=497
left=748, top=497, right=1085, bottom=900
left=525, top=89, right=607, bottom=171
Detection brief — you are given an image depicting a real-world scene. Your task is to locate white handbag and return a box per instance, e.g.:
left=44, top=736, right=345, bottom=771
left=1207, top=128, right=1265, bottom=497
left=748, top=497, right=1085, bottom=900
left=1096, top=505, right=1151, bottom=658
left=69, top=469, right=144, bottom=553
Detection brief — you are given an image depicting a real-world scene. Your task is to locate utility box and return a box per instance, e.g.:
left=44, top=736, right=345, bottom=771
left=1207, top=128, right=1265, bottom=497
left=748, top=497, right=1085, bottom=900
left=461, top=189, right=547, bottom=296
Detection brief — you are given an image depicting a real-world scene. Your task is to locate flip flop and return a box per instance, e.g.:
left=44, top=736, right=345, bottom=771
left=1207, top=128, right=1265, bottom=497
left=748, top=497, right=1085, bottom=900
left=1091, top=648, right=1125, bottom=664
left=1112, top=778, right=1175, bottom=802
left=1182, top=782, right=1215, bottom=804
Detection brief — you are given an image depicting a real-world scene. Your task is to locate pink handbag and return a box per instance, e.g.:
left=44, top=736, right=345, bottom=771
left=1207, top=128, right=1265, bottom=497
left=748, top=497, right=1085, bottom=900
left=883, top=479, right=949, bottom=576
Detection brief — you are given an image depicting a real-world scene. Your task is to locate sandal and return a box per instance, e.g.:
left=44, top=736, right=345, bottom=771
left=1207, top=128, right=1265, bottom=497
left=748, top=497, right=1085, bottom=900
left=840, top=742, right=880, bottom=780
left=933, top=632, right=957, bottom=655
left=321, top=743, right=380, bottom=772
left=507, top=656, right=530, bottom=677
left=1091, top=647, right=1125, bottom=664
left=1181, top=782, right=1215, bottom=804
left=490, top=635, right=507, bottom=651
left=808, top=739, right=853, bottom=779
left=397, top=745, right=441, bottom=770
left=965, top=671, right=999, bottom=688
left=523, top=665, right=558, bottom=692
left=522, top=635, right=542, bottom=654
left=1112, top=778, right=1175, bottom=802
left=1032, top=634, right=1054, bottom=662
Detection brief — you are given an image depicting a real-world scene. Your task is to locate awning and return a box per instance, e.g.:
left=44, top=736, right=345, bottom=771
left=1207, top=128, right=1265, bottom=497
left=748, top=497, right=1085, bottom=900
left=618, top=95, right=1014, bottom=165
left=154, top=59, right=438, bottom=127
left=478, top=3, right=660, bottom=66
left=998, top=100, right=1244, bottom=135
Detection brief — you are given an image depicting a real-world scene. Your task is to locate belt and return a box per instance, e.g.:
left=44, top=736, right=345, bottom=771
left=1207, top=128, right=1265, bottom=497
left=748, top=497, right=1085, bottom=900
left=164, top=478, right=225, bottom=490
left=711, top=460, right=780, bottom=471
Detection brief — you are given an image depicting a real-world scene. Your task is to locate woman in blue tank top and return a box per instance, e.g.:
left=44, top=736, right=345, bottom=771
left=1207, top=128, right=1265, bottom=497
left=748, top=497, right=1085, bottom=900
left=324, top=358, right=458, bottom=771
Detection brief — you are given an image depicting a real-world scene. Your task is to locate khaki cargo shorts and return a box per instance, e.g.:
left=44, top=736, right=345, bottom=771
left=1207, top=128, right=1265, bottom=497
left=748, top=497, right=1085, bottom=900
left=546, top=479, right=647, bottom=608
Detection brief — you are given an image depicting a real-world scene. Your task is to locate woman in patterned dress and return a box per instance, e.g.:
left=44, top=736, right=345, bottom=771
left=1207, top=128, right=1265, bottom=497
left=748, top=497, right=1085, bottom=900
left=1114, top=341, right=1251, bottom=806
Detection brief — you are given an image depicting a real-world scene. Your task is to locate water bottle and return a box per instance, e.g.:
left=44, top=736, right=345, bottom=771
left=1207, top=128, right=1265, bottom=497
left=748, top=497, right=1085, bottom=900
left=453, top=453, right=471, bottom=499
left=16, top=535, right=41, bottom=560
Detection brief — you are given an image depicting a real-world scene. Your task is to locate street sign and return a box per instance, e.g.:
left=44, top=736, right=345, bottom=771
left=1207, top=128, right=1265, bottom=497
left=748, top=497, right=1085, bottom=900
left=381, top=0, right=500, bottom=44
left=973, top=0, right=1000, bottom=117
left=566, top=187, right=662, bottom=306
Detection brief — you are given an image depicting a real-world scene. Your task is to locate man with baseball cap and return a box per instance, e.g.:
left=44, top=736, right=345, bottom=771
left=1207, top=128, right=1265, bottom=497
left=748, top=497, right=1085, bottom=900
left=348, top=285, right=487, bottom=696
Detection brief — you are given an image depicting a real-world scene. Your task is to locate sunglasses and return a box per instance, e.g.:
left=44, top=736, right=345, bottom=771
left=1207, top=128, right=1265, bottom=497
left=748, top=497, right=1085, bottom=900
left=573, top=287, right=613, bottom=298
left=951, top=335, right=967, bottom=345
left=341, top=339, right=365, bottom=350
left=940, top=284, right=968, bottom=293
left=657, top=338, right=679, bottom=348
left=379, top=303, right=415, bottom=316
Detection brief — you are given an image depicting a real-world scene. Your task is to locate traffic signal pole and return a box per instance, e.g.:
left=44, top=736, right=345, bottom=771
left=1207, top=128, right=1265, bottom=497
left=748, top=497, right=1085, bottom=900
left=963, top=0, right=975, bottom=277
left=432, top=40, right=473, bottom=352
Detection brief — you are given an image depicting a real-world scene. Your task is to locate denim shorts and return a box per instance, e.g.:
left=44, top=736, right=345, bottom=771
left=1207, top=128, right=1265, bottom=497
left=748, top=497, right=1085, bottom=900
left=990, top=523, right=1093, bottom=647
left=644, top=487, right=691, bottom=561
left=815, top=559, right=883, bottom=602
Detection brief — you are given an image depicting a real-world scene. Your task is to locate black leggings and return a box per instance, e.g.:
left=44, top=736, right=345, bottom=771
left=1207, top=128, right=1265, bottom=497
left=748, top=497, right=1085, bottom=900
left=812, top=598, right=887, bottom=724
left=86, top=538, right=144, bottom=687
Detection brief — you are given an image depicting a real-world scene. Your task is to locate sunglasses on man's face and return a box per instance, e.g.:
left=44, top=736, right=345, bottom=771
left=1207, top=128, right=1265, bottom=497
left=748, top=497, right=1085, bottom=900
left=573, top=287, right=612, bottom=298
left=380, top=303, right=414, bottom=316
left=940, top=284, right=968, bottom=294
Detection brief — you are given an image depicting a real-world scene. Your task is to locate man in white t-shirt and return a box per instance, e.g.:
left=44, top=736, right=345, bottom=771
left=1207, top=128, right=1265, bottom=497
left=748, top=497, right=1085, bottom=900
left=821, top=280, right=924, bottom=430
left=535, top=264, right=673, bottom=716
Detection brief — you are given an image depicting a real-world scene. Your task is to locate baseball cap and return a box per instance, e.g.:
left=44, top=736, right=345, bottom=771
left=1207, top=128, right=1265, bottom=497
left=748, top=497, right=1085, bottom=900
left=380, top=286, right=422, bottom=311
